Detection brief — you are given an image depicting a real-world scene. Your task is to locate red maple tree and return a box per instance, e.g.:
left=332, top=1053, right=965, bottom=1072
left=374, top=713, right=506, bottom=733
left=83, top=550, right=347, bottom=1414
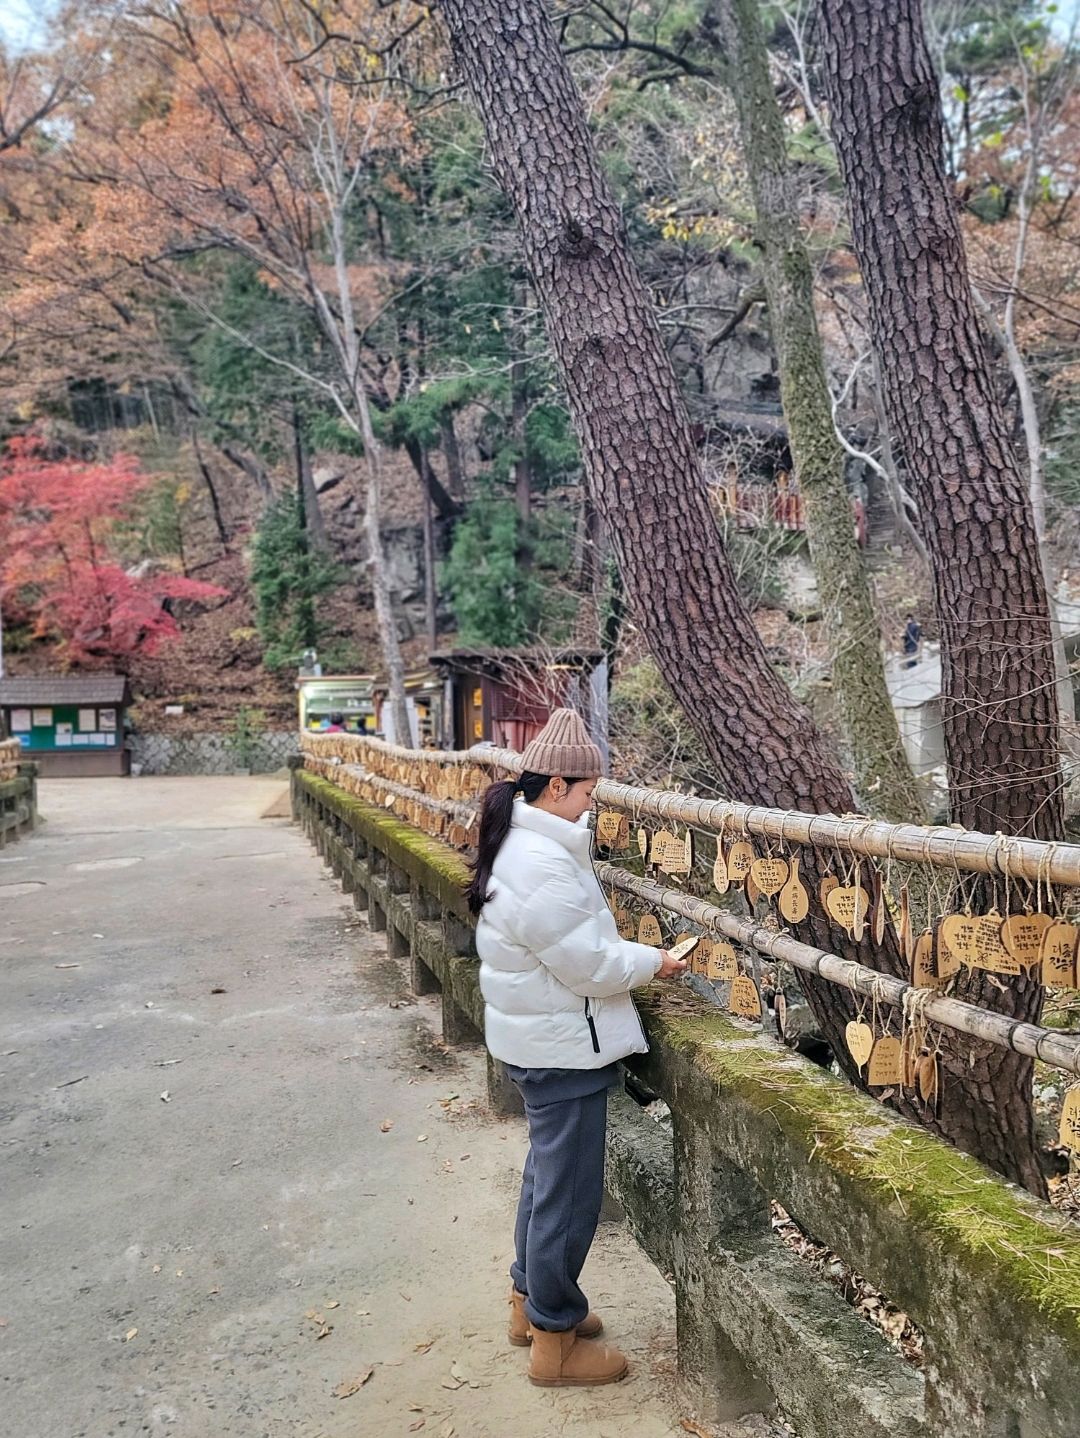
left=0, top=435, right=226, bottom=665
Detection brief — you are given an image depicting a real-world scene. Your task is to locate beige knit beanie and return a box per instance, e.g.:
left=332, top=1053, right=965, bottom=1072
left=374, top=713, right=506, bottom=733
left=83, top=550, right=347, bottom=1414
left=519, top=708, right=604, bottom=779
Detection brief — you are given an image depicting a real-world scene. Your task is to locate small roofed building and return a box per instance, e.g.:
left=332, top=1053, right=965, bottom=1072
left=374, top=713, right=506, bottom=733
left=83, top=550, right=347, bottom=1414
left=430, top=647, right=607, bottom=758
left=884, top=648, right=945, bottom=777
left=0, top=674, right=131, bottom=777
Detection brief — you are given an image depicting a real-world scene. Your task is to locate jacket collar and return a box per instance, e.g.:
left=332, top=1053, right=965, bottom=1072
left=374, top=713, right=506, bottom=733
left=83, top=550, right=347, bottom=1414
left=511, top=798, right=594, bottom=861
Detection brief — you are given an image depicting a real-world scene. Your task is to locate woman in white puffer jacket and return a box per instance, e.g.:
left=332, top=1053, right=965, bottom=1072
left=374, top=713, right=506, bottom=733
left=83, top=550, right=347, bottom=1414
left=466, top=709, right=686, bottom=1389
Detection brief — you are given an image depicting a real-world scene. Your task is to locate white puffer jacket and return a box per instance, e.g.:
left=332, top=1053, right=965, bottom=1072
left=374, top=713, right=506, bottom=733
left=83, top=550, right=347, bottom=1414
left=476, top=800, right=661, bottom=1069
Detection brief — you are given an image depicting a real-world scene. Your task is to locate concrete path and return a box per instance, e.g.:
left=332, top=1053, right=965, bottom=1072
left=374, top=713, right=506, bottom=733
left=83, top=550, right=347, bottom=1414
left=1, top=778, right=786, bottom=1438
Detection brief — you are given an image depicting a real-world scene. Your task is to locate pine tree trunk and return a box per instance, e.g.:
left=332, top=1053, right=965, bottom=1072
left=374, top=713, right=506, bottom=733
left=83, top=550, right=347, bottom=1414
left=716, top=0, right=925, bottom=825
left=819, top=0, right=1061, bottom=1194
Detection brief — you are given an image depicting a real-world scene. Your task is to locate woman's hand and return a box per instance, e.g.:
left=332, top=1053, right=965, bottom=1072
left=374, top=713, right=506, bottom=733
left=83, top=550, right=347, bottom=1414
left=655, top=949, right=689, bottom=979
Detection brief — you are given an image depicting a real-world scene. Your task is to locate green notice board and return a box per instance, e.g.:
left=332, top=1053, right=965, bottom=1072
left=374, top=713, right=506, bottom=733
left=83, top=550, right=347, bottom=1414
left=9, top=703, right=120, bottom=753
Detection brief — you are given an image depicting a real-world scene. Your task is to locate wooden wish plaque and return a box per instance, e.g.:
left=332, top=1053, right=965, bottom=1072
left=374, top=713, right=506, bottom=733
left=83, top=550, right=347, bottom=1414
left=845, top=1020, right=874, bottom=1070
left=705, top=939, right=739, bottom=982
left=750, top=855, right=789, bottom=898
left=729, top=975, right=762, bottom=1021
left=713, top=841, right=730, bottom=894
left=867, top=1035, right=903, bottom=1087
left=727, top=839, right=754, bottom=883
left=1041, top=921, right=1078, bottom=990
left=779, top=855, right=809, bottom=923
left=638, top=913, right=663, bottom=947
left=596, top=810, right=629, bottom=850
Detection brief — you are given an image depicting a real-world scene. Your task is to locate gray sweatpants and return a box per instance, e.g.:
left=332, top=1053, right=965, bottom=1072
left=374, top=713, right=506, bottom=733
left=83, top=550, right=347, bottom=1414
left=507, top=1068, right=614, bottom=1332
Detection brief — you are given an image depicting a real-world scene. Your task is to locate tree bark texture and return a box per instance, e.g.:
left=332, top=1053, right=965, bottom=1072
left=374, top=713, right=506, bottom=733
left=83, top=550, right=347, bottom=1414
left=292, top=407, right=329, bottom=554
left=717, top=0, right=925, bottom=826
left=818, top=0, right=1062, bottom=843
left=819, top=0, right=1060, bottom=1193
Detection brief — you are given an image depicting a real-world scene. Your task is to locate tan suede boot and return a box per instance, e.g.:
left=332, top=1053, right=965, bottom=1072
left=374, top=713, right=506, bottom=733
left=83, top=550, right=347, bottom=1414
left=507, top=1288, right=603, bottom=1347
left=527, top=1327, right=629, bottom=1387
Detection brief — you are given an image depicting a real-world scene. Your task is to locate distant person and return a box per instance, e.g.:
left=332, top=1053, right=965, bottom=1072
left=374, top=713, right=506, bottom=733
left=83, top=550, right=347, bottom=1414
left=466, top=709, right=687, bottom=1388
left=903, top=614, right=922, bottom=669
left=322, top=712, right=345, bottom=733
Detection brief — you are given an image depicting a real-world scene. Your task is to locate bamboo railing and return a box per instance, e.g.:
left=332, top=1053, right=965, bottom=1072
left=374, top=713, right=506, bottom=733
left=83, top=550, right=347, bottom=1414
left=299, top=731, right=1080, bottom=1085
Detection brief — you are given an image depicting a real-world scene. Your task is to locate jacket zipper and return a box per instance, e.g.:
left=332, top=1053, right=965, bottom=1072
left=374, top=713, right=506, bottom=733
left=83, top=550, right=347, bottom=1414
left=584, top=998, right=601, bottom=1055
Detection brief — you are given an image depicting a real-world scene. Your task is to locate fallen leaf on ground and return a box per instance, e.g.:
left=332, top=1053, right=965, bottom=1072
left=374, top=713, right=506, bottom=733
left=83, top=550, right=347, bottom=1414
left=175, top=1270, right=183, bottom=1277
left=332, top=1368, right=373, bottom=1398
left=408, top=1404, right=423, bottom=1413
left=414, top=1339, right=434, bottom=1354
left=152, top=1265, right=161, bottom=1274
left=441, top=1376, right=464, bottom=1392
left=315, top=1324, right=333, bottom=1340
left=409, top=1422, right=425, bottom=1432
left=379, top=1119, right=394, bottom=1133
left=160, top=1092, right=171, bottom=1103
left=54, top=964, right=80, bottom=969
left=124, top=1328, right=138, bottom=1342
left=208, top=1287, right=220, bottom=1295
left=210, top=987, right=226, bottom=995
left=325, top=1300, right=340, bottom=1309
left=55, top=1075, right=88, bottom=1089
left=416, top=1134, right=428, bottom=1143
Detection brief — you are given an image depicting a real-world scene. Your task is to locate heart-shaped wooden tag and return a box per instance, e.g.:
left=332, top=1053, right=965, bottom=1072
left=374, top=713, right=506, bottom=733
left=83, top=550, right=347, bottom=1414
left=713, top=840, right=730, bottom=894
left=596, top=810, right=625, bottom=846
left=845, top=1020, right=874, bottom=1069
left=779, top=855, right=809, bottom=922
left=638, top=913, right=662, bottom=946
left=1000, top=912, right=1051, bottom=967
left=706, top=940, right=739, bottom=981
left=730, top=974, right=762, bottom=1020
left=727, top=839, right=754, bottom=882
left=750, top=856, right=789, bottom=897
left=1041, top=921, right=1079, bottom=989
left=939, top=913, right=977, bottom=973
left=826, top=885, right=871, bottom=936
left=1059, top=1088, right=1080, bottom=1152
left=912, top=930, right=937, bottom=988
left=868, top=1035, right=903, bottom=1086
left=973, top=910, right=1021, bottom=975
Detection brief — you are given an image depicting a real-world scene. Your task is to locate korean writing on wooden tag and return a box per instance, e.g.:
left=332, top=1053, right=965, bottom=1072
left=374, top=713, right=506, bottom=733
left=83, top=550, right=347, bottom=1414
left=1000, top=912, right=1051, bottom=968
left=845, top=1021, right=874, bottom=1069
left=1059, top=1088, right=1080, bottom=1153
left=730, top=975, right=762, bottom=1021
left=826, top=885, right=871, bottom=937
left=750, top=856, right=789, bottom=897
left=912, top=930, right=937, bottom=989
left=727, top=839, right=754, bottom=883
left=779, top=856, right=809, bottom=923
left=868, top=1036, right=903, bottom=1087
left=669, top=933, right=700, bottom=964
left=638, top=913, right=663, bottom=947
left=973, top=911, right=1021, bottom=976
left=706, top=940, right=739, bottom=982
left=713, top=842, right=730, bottom=895
left=1041, top=921, right=1078, bottom=989
left=596, top=811, right=629, bottom=850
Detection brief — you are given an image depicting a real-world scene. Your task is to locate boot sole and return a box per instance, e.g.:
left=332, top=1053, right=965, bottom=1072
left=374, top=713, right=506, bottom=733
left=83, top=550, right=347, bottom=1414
left=528, top=1363, right=629, bottom=1387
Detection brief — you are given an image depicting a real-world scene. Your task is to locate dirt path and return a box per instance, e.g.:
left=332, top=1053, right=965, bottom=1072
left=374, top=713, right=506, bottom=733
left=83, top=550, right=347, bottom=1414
left=0, top=777, right=784, bottom=1438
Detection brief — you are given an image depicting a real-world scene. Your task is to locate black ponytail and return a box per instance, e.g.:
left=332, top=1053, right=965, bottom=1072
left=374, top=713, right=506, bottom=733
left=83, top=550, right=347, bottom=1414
left=465, top=770, right=569, bottom=914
